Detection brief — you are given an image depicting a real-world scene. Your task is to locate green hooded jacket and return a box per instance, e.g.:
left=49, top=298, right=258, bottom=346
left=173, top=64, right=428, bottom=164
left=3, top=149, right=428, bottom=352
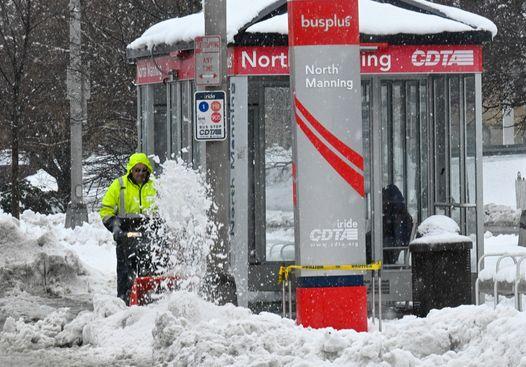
left=99, top=153, right=157, bottom=223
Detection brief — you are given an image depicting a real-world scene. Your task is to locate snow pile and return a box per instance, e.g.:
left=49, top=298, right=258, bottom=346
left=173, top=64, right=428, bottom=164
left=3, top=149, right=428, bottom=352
left=0, top=212, right=93, bottom=299
left=15, top=211, right=116, bottom=296
left=416, top=215, right=460, bottom=236
left=478, top=233, right=526, bottom=283
left=152, top=159, right=217, bottom=292
left=149, top=292, right=526, bottom=366
left=1, top=294, right=151, bottom=355
left=484, top=203, right=521, bottom=227
left=24, top=169, right=58, bottom=192
left=411, top=215, right=473, bottom=245
left=483, top=154, right=526, bottom=209
left=1, top=308, right=70, bottom=350
left=0, top=210, right=115, bottom=329
left=4, top=287, right=526, bottom=366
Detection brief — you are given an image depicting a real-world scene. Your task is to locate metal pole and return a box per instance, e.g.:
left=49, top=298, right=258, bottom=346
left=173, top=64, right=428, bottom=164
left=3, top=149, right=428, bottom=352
left=474, top=73, right=484, bottom=304
left=65, top=0, right=88, bottom=228
left=204, top=0, right=237, bottom=305
left=372, top=271, right=376, bottom=325
left=282, top=281, right=286, bottom=317
left=379, top=270, right=383, bottom=332
left=288, top=279, right=292, bottom=319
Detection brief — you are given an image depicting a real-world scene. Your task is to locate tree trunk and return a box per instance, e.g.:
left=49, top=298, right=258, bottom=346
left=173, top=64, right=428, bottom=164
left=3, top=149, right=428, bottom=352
left=10, top=100, right=20, bottom=219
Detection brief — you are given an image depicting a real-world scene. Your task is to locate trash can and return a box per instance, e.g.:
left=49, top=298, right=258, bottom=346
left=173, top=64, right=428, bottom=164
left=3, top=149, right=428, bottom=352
left=409, top=240, right=472, bottom=317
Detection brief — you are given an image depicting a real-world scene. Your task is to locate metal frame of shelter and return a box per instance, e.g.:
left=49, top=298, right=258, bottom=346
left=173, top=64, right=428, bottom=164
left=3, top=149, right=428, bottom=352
left=127, top=0, right=492, bottom=314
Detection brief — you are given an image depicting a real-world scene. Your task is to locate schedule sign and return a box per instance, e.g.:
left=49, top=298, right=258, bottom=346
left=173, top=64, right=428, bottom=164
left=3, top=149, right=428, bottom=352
left=194, top=91, right=226, bottom=141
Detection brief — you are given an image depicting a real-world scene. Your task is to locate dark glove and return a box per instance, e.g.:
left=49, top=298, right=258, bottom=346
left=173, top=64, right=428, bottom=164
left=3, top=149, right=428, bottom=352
left=107, top=217, right=124, bottom=242
left=103, top=216, right=115, bottom=232
left=113, top=227, right=125, bottom=242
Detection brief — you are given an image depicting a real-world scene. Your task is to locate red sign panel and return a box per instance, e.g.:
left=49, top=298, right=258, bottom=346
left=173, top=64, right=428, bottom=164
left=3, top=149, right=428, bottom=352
left=227, top=45, right=482, bottom=76
left=228, top=47, right=289, bottom=75
left=360, top=45, right=483, bottom=74
left=135, top=56, right=173, bottom=85
left=288, top=0, right=359, bottom=46
left=137, top=45, right=483, bottom=84
left=135, top=53, right=195, bottom=85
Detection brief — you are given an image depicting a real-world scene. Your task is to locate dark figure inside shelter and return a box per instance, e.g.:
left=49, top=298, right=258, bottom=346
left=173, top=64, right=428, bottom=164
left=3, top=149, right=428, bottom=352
left=366, top=184, right=413, bottom=264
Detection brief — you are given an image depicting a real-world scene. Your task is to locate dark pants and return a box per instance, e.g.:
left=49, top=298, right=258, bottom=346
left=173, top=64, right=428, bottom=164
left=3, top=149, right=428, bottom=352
left=116, top=237, right=155, bottom=304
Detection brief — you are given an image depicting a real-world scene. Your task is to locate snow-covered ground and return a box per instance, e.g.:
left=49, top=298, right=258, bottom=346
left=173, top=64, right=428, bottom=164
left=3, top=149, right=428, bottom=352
left=484, top=153, right=526, bottom=209
left=0, top=215, right=525, bottom=366
left=0, top=157, right=525, bottom=366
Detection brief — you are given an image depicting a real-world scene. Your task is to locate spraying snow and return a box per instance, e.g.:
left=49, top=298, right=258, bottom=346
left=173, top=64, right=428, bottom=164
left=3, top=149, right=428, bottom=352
left=143, top=159, right=218, bottom=293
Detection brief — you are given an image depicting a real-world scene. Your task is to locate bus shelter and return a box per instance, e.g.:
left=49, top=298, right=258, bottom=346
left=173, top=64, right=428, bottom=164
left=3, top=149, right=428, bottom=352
left=126, top=0, right=496, bottom=313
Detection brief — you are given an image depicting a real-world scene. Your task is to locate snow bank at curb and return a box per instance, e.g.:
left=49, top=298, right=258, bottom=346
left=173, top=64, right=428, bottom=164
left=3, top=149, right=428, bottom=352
left=6, top=290, right=524, bottom=366
left=0, top=210, right=116, bottom=300
left=149, top=294, right=526, bottom=366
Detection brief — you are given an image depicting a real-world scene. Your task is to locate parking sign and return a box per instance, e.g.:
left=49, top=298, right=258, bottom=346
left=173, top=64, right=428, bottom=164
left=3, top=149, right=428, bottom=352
left=194, top=91, right=226, bottom=141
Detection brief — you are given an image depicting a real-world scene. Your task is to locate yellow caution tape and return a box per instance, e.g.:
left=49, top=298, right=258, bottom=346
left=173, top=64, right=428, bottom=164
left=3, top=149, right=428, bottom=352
left=278, top=261, right=382, bottom=283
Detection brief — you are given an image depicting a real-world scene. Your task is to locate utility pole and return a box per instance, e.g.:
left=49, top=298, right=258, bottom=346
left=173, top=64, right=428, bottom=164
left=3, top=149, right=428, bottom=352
left=65, top=0, right=89, bottom=228
left=203, top=0, right=237, bottom=305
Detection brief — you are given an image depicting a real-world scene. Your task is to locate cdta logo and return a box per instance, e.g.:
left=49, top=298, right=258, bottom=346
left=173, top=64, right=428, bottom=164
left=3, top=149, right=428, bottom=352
left=301, top=14, right=352, bottom=32
left=411, top=50, right=474, bottom=67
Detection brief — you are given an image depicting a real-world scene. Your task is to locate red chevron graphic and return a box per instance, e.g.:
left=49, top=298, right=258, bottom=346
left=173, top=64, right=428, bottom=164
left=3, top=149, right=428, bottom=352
left=295, top=112, right=365, bottom=197
left=295, top=96, right=364, bottom=171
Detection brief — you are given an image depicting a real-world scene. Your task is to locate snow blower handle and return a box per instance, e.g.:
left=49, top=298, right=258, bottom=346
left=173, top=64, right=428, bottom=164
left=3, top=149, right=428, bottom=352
left=125, top=231, right=143, bottom=238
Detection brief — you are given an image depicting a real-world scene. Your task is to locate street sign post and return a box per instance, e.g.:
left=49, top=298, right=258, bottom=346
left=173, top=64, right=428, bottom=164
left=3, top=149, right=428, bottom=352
left=194, top=90, right=226, bottom=141
left=195, top=35, right=221, bottom=86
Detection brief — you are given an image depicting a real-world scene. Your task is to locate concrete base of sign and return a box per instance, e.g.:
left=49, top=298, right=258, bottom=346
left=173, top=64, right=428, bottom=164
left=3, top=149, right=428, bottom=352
left=296, top=276, right=367, bottom=331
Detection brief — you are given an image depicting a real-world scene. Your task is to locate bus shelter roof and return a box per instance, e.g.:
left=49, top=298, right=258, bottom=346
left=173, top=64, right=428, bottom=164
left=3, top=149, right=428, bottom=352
left=127, top=0, right=496, bottom=60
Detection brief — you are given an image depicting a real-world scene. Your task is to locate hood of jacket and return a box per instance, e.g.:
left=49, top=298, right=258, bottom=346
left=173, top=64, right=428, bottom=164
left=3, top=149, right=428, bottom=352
left=126, top=152, right=153, bottom=175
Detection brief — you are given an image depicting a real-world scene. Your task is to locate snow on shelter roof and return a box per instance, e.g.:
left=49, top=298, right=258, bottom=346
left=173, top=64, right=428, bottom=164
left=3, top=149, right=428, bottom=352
left=127, top=0, right=278, bottom=50
left=127, top=0, right=496, bottom=52
left=247, top=0, right=496, bottom=36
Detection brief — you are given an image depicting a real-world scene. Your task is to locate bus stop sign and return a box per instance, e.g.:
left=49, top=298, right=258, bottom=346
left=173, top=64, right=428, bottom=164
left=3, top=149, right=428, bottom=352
left=194, top=91, right=227, bottom=141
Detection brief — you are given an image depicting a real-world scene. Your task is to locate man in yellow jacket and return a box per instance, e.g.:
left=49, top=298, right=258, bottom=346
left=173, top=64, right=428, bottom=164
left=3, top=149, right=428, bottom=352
left=99, top=152, right=157, bottom=303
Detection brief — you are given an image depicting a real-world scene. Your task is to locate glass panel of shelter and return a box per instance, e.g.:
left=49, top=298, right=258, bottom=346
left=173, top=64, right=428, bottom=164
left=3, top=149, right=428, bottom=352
left=465, top=76, right=477, bottom=241
left=168, top=81, right=181, bottom=159
left=247, top=76, right=292, bottom=264
left=153, top=84, right=167, bottom=163
left=380, top=78, right=428, bottom=266
left=431, top=75, right=478, bottom=243
left=264, top=85, right=294, bottom=262
left=138, top=84, right=153, bottom=154
left=181, top=81, right=193, bottom=164
left=139, top=80, right=205, bottom=171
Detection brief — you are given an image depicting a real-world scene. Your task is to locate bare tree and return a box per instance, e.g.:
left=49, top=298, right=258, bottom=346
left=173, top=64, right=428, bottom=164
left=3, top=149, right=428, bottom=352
left=0, top=0, right=46, bottom=218
left=0, top=0, right=203, bottom=215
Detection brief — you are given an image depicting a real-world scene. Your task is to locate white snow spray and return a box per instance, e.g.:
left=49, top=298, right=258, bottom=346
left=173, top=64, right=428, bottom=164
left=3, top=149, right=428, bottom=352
left=143, top=159, right=218, bottom=296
